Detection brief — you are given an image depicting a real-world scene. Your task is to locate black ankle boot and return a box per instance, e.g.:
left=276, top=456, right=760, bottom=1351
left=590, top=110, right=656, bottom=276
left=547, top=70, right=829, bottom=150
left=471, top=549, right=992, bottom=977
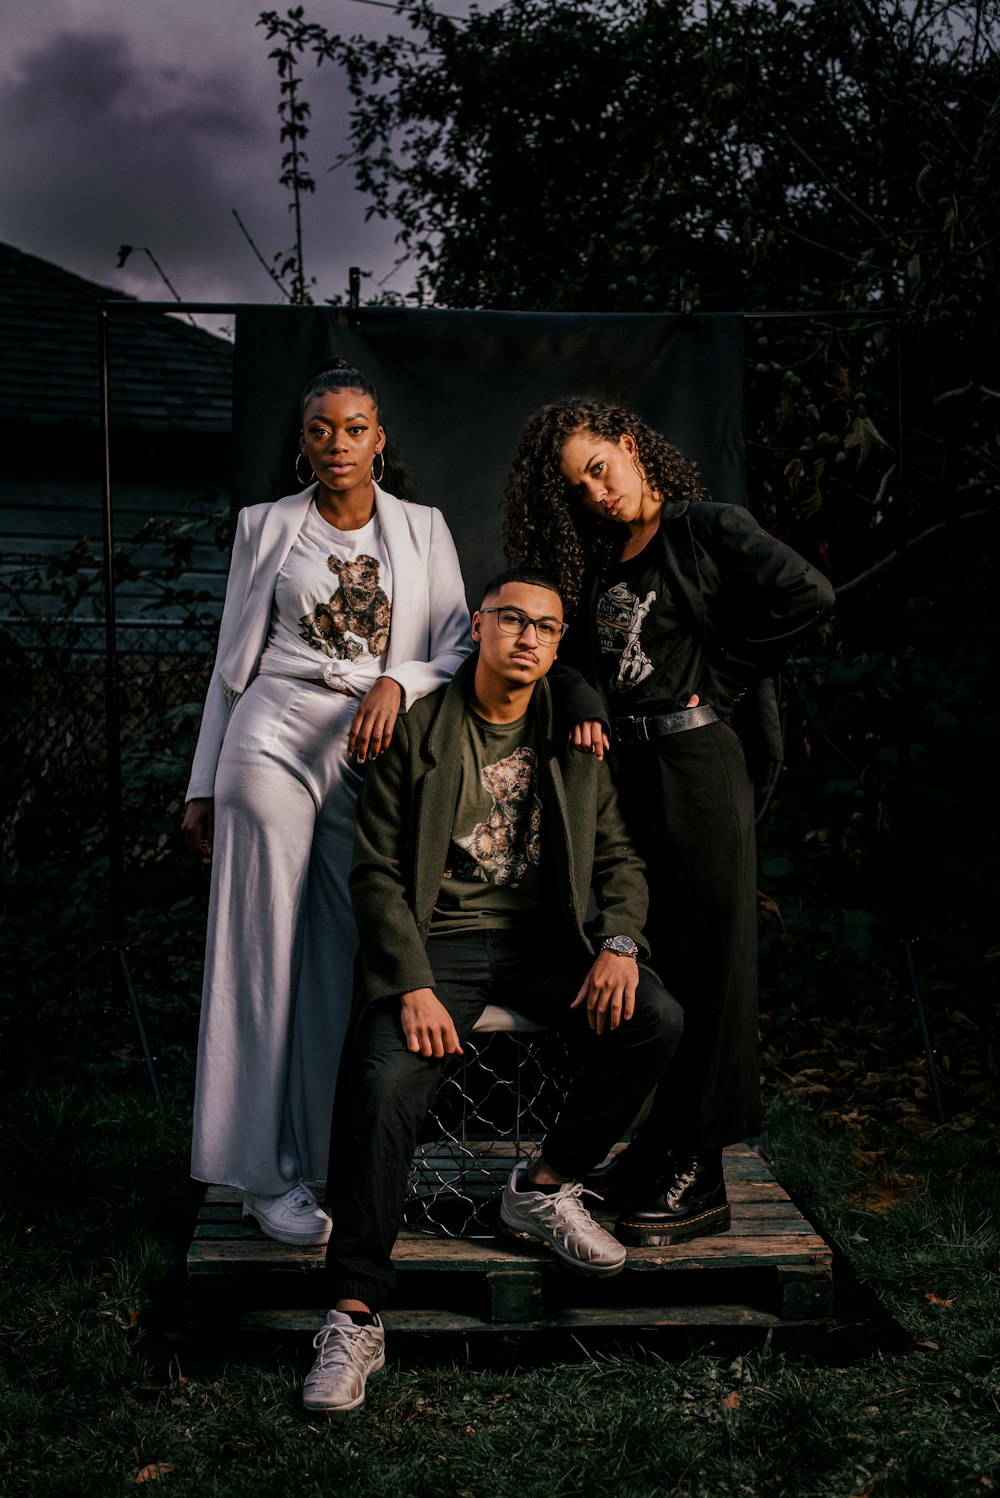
left=584, top=1142, right=669, bottom=1213
left=614, top=1149, right=730, bottom=1246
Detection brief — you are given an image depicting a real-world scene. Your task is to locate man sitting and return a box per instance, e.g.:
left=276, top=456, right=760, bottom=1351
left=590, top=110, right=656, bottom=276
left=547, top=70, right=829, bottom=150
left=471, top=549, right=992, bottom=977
left=305, top=568, right=683, bottom=1414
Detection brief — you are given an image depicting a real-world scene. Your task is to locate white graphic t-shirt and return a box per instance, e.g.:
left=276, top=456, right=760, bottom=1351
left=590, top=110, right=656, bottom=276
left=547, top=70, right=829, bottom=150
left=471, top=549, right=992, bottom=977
left=258, top=503, right=393, bottom=695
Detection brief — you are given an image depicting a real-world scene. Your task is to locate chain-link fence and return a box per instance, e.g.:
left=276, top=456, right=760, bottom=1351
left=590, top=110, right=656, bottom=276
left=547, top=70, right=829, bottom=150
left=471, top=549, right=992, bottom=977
left=1, top=548, right=222, bottom=1093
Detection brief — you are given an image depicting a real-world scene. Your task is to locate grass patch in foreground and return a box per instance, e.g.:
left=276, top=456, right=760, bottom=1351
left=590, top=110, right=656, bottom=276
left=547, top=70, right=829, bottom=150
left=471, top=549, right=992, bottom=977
left=1, top=1085, right=998, bottom=1497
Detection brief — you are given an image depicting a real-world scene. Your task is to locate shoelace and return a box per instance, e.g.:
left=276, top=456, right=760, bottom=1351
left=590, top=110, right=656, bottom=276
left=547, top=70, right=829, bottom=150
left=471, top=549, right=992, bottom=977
left=283, top=1184, right=316, bottom=1210
left=524, top=1179, right=601, bottom=1223
left=311, top=1320, right=367, bottom=1370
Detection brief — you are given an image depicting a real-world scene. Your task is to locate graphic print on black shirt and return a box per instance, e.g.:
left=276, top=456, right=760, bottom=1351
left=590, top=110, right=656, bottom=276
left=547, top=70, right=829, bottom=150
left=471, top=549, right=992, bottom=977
left=299, top=553, right=391, bottom=660
left=596, top=580, right=657, bottom=690
left=446, top=745, right=542, bottom=889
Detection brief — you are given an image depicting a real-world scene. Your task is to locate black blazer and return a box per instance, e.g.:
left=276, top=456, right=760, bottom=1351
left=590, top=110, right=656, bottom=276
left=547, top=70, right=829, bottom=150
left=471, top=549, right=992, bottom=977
left=567, top=501, right=836, bottom=785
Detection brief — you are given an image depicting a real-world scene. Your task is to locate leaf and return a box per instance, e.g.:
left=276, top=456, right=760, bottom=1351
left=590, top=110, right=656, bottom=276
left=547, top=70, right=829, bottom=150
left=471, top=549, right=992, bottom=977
left=843, top=414, right=889, bottom=467
left=722, top=1391, right=741, bottom=1409
left=135, top=1465, right=175, bottom=1484
left=923, top=1292, right=954, bottom=1307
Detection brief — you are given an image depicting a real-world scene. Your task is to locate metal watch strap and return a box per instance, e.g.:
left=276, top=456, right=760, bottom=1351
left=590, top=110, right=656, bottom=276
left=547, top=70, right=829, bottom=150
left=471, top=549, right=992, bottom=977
left=601, top=935, right=639, bottom=958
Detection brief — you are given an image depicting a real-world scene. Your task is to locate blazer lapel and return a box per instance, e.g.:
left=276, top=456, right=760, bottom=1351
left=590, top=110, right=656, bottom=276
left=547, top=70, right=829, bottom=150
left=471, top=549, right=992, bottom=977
left=221, top=489, right=314, bottom=693
left=376, top=487, right=419, bottom=668
left=411, top=669, right=469, bottom=924
left=659, top=502, right=709, bottom=644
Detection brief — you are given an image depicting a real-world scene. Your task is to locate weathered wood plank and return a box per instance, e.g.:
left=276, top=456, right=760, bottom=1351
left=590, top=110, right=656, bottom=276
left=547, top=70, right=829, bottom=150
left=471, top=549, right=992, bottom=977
left=227, top=1303, right=829, bottom=1335
left=485, top=1271, right=544, bottom=1322
left=195, top=1196, right=804, bottom=1238
left=188, top=1232, right=830, bottom=1276
left=777, top=1263, right=835, bottom=1319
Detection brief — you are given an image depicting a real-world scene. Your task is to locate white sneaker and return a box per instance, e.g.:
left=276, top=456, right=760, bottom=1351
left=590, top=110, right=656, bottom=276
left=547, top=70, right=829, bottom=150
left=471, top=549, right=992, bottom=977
left=499, top=1162, right=627, bottom=1276
left=303, top=1310, right=386, bottom=1413
left=243, top=1182, right=331, bottom=1245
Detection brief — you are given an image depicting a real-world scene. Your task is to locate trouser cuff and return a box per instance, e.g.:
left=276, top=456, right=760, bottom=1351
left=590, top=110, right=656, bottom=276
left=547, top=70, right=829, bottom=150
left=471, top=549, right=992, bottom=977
left=330, top=1278, right=389, bottom=1314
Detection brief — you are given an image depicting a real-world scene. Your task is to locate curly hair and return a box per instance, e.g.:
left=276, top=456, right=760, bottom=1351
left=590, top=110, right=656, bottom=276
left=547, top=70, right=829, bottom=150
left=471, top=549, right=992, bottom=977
left=502, top=399, right=706, bottom=618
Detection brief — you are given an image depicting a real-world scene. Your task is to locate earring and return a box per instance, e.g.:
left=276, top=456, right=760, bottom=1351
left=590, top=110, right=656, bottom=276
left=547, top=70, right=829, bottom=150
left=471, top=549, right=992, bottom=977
left=295, top=451, right=313, bottom=486
left=371, top=450, right=385, bottom=484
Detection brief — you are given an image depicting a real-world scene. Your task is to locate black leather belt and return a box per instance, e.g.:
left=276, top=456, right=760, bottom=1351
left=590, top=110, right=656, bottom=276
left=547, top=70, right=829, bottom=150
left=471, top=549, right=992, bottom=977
left=614, top=703, right=719, bottom=744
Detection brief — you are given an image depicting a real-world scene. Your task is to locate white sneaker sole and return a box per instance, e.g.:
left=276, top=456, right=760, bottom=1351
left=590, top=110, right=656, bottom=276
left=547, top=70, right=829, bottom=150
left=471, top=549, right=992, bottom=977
left=302, top=1350, right=386, bottom=1414
left=242, top=1210, right=332, bottom=1247
left=498, top=1209, right=626, bottom=1277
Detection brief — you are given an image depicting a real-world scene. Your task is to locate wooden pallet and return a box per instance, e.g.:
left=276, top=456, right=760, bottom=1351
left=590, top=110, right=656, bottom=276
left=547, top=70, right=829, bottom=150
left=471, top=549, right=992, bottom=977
left=185, top=1144, right=834, bottom=1338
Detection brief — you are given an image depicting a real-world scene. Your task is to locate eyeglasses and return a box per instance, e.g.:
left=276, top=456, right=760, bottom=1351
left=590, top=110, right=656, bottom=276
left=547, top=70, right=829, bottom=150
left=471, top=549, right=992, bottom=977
left=479, top=607, right=568, bottom=645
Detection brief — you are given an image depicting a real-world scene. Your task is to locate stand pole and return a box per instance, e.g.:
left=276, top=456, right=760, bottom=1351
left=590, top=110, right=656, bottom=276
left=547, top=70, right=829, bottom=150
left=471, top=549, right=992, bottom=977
left=45, top=314, right=164, bottom=1111
left=96, top=308, right=163, bottom=1112
left=44, top=314, right=164, bottom=1112
left=888, top=317, right=945, bottom=1123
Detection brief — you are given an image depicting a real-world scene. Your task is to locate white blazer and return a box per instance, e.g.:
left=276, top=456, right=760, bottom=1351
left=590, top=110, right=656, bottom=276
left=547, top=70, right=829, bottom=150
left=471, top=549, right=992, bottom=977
left=185, top=484, right=473, bottom=801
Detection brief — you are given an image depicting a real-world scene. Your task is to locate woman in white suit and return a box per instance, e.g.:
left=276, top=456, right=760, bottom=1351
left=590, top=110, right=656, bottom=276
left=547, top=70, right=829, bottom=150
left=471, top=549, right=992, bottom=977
left=181, top=359, right=472, bottom=1244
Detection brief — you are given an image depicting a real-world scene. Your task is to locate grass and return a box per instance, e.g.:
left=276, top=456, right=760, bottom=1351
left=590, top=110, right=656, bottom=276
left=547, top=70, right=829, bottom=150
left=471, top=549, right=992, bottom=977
left=2, top=1078, right=999, bottom=1498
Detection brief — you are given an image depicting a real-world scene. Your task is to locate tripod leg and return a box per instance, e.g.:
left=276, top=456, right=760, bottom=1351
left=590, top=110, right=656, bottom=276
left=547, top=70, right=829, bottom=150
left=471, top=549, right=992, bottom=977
left=114, top=945, right=165, bottom=1116
left=901, top=939, right=946, bottom=1125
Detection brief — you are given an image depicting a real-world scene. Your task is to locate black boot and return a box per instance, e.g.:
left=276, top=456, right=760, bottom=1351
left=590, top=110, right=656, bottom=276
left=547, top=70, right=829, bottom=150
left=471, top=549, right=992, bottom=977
left=614, top=1149, right=730, bottom=1246
left=584, top=1141, right=669, bottom=1214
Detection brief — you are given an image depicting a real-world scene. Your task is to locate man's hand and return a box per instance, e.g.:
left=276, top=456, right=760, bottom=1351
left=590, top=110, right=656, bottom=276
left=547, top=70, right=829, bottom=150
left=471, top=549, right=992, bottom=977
left=349, top=676, right=403, bottom=763
left=571, top=718, right=611, bottom=761
left=570, top=949, right=639, bottom=1035
left=181, top=797, right=214, bottom=856
left=400, top=988, right=463, bottom=1057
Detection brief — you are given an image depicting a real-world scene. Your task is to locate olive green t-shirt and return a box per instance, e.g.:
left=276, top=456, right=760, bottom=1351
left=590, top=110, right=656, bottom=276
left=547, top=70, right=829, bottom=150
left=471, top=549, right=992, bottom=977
left=431, top=708, right=544, bottom=933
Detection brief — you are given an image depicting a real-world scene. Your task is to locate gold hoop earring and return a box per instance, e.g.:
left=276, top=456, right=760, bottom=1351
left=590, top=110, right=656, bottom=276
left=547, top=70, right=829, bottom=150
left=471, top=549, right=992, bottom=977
left=295, top=451, right=313, bottom=486
left=371, top=450, right=385, bottom=484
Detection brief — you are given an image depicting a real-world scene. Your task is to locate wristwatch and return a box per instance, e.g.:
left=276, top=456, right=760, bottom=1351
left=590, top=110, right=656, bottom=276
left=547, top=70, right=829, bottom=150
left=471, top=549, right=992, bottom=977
left=600, top=935, right=640, bottom=959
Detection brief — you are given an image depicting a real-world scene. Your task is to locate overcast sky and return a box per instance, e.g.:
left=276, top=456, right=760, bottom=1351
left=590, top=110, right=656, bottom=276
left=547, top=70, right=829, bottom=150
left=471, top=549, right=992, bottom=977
left=1, top=0, right=458, bottom=330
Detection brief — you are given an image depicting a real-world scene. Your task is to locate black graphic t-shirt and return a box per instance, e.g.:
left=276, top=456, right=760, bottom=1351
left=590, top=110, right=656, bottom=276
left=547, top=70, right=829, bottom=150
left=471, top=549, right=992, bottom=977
left=431, top=710, right=544, bottom=932
left=595, top=550, right=703, bottom=718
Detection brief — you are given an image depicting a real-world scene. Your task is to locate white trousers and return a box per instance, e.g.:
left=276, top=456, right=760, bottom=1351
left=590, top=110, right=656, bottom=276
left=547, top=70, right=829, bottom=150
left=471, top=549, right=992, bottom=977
left=190, top=675, right=364, bottom=1193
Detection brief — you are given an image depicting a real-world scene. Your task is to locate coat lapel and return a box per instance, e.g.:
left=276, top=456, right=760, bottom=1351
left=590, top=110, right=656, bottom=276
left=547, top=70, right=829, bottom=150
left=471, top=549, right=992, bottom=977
left=658, top=501, right=709, bottom=644
left=411, top=664, right=471, bottom=925
left=376, top=486, right=419, bottom=669
left=221, top=488, right=314, bottom=693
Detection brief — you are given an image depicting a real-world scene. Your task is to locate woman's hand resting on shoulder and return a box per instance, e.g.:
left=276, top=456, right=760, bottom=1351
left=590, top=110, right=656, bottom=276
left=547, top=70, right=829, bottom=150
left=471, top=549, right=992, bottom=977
left=571, top=695, right=699, bottom=762
left=349, top=675, right=403, bottom=764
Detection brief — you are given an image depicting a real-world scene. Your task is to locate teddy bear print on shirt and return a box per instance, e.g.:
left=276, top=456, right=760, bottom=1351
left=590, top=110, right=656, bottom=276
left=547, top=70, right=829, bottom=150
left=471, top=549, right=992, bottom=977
left=449, top=746, right=542, bottom=888
left=299, top=554, right=391, bottom=661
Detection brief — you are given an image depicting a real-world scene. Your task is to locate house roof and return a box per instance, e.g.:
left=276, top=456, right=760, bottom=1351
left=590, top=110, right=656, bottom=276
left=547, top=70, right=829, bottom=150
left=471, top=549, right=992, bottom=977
left=0, top=241, right=233, bottom=433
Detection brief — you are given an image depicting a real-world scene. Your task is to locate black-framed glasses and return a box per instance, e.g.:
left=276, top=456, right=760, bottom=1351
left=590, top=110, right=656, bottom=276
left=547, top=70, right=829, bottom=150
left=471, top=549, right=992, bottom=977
left=480, top=607, right=568, bottom=645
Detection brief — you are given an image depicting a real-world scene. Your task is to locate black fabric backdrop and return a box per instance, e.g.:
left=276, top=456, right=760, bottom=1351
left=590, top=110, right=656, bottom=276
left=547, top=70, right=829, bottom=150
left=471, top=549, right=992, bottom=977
left=232, top=307, right=744, bottom=608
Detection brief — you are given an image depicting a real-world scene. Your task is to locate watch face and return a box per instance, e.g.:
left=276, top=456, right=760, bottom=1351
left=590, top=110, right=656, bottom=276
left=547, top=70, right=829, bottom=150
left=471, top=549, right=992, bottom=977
left=605, top=935, right=638, bottom=956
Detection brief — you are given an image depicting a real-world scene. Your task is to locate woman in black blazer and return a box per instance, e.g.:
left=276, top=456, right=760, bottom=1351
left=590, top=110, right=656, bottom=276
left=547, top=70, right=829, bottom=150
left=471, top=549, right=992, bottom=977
left=503, top=398, right=835, bottom=1246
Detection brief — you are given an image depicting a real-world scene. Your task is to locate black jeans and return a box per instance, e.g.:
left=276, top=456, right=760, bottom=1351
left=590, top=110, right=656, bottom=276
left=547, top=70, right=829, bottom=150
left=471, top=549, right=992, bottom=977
left=325, top=929, right=682, bottom=1310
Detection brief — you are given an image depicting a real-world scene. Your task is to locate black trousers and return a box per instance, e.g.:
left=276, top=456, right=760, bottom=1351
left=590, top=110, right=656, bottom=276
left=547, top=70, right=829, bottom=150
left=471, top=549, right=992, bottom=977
left=325, top=929, right=682, bottom=1311
left=613, top=718, right=760, bottom=1151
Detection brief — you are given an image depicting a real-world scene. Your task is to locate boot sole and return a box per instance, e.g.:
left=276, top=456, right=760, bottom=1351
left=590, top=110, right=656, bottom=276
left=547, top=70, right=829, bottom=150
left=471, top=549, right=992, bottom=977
left=614, top=1202, right=731, bottom=1247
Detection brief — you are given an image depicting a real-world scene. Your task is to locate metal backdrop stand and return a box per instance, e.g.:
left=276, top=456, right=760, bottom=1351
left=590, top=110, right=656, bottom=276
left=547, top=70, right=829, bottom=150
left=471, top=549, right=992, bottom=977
left=46, top=308, right=164, bottom=1113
